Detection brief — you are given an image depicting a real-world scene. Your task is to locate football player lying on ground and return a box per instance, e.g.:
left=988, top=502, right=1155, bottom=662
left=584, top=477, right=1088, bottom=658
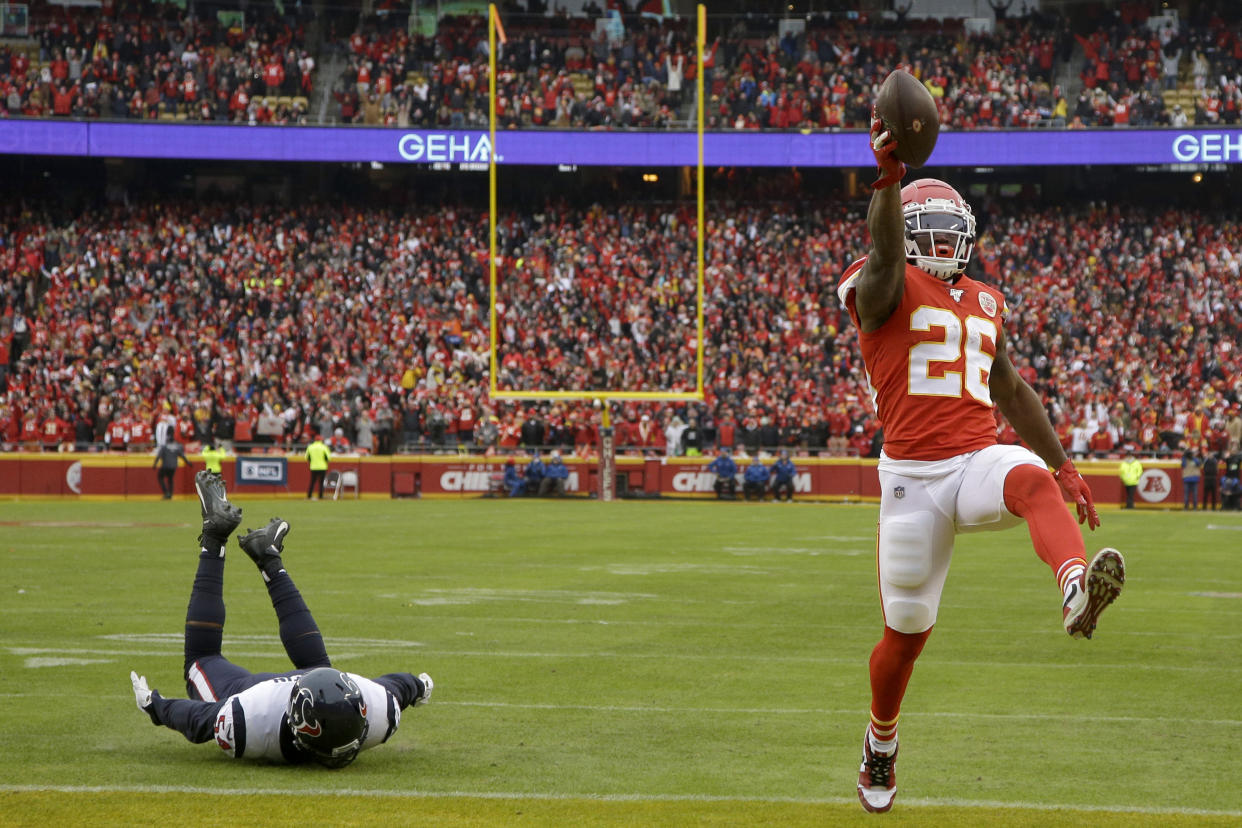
left=129, top=471, right=433, bottom=767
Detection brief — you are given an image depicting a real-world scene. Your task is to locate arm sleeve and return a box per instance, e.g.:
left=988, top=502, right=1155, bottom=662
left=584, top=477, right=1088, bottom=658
left=148, top=691, right=226, bottom=744
left=372, top=672, right=425, bottom=710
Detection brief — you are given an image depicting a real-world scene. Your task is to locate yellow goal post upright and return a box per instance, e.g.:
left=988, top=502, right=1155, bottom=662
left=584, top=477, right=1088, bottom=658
left=485, top=4, right=709, bottom=502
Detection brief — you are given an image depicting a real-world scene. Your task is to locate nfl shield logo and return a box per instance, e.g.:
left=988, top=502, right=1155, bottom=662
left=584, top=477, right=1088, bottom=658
left=893, top=486, right=905, bottom=500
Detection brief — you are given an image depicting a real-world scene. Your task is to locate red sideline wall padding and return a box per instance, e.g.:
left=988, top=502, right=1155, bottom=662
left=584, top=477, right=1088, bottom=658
left=0, top=453, right=1185, bottom=507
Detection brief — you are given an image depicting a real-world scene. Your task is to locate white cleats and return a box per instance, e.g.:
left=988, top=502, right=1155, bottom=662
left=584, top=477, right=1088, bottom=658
left=1064, top=548, right=1125, bottom=639
left=857, top=729, right=898, bottom=813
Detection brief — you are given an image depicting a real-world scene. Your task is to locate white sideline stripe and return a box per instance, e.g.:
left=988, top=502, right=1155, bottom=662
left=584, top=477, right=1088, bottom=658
left=309, top=613, right=1242, bottom=640
left=24, top=657, right=114, bottom=668
left=101, top=633, right=425, bottom=647
left=383, top=651, right=1242, bottom=673
left=6, top=646, right=1242, bottom=674
left=442, top=700, right=1242, bottom=727
left=4, top=692, right=1239, bottom=729
left=0, top=785, right=1238, bottom=817
left=9, top=648, right=304, bottom=658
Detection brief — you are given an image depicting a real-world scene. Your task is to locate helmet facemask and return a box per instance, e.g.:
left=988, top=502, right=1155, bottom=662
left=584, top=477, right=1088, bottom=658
left=903, top=197, right=976, bottom=280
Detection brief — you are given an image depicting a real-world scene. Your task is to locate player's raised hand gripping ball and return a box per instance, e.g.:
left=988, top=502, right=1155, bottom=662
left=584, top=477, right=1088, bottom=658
left=874, top=69, right=940, bottom=168
left=870, top=114, right=906, bottom=191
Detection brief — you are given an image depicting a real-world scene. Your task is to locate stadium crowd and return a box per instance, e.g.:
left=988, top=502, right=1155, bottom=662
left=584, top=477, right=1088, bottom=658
left=0, top=5, right=314, bottom=123
left=706, top=15, right=1077, bottom=130
left=6, top=1, right=1241, bottom=129
left=332, top=1, right=1242, bottom=131
left=1, top=193, right=1240, bottom=461
left=1069, top=2, right=1242, bottom=127
left=334, top=12, right=693, bottom=128
left=337, top=10, right=1076, bottom=130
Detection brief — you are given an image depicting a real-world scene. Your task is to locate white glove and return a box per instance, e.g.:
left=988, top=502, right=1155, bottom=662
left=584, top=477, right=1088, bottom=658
left=130, top=670, right=153, bottom=711
left=416, top=672, right=434, bottom=706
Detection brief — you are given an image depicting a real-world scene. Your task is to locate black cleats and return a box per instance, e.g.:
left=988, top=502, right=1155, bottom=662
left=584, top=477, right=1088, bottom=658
left=195, top=470, right=242, bottom=545
left=239, top=518, right=291, bottom=580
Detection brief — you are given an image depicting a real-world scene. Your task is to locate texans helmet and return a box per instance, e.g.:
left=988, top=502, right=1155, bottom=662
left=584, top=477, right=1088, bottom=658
left=901, top=178, right=976, bottom=280
left=287, top=667, right=369, bottom=769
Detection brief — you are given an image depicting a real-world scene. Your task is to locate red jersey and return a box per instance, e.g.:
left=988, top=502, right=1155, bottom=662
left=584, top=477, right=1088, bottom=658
left=106, top=418, right=128, bottom=448
left=21, top=416, right=41, bottom=444
left=838, top=258, right=1005, bottom=461
left=129, top=419, right=152, bottom=446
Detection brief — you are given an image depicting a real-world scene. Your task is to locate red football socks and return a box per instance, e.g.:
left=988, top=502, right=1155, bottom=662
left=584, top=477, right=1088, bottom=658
left=868, top=625, right=933, bottom=749
left=1003, top=463, right=1087, bottom=593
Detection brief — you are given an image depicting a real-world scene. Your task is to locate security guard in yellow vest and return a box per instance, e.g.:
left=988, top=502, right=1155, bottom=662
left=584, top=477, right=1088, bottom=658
left=1119, top=451, right=1143, bottom=509
left=306, top=435, right=332, bottom=500
left=202, top=442, right=227, bottom=476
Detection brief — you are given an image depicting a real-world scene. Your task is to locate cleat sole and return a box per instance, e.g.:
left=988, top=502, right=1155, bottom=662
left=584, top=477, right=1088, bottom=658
left=1067, top=548, right=1125, bottom=640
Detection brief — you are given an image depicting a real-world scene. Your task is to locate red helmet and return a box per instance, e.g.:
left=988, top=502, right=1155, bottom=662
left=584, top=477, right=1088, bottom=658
left=900, top=178, right=976, bottom=280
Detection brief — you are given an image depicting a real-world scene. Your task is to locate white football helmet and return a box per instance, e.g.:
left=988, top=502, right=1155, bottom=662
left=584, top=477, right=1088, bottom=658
left=901, top=178, right=976, bottom=280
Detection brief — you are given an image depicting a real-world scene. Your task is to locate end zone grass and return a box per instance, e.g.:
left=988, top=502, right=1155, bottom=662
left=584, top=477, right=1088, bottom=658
left=1, top=498, right=1240, bottom=825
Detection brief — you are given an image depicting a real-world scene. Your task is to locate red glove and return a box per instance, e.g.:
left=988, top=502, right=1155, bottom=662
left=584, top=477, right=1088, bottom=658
left=1054, top=460, right=1100, bottom=530
left=870, top=112, right=906, bottom=191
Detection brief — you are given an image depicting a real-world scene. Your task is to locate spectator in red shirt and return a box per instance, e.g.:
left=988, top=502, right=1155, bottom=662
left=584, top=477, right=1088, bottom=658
left=1088, top=423, right=1116, bottom=457
left=263, top=59, right=285, bottom=96
left=21, top=410, right=41, bottom=448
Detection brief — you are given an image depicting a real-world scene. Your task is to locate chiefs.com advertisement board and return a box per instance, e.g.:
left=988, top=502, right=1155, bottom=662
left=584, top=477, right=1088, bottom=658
left=0, top=454, right=1186, bottom=506
left=419, top=460, right=583, bottom=496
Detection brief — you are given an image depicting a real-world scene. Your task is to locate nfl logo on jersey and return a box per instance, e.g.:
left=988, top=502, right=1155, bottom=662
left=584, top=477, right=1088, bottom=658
left=893, top=486, right=906, bottom=500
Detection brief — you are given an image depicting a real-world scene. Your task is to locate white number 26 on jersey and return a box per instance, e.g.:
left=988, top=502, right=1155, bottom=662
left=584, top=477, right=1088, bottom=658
left=907, top=306, right=997, bottom=403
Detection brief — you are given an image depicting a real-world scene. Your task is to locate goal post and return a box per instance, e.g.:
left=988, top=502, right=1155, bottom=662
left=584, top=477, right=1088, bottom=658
left=485, top=3, right=710, bottom=501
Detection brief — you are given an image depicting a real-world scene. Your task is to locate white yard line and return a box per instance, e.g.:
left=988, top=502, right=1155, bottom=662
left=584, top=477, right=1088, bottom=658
left=442, top=700, right=1242, bottom=727
left=2, top=693, right=1236, bottom=728
left=0, top=784, right=1237, bottom=817
left=6, top=644, right=1242, bottom=673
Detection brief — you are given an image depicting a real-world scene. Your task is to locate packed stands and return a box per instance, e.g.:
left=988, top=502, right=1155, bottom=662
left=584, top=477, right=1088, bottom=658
left=4, top=1, right=1239, bottom=129
left=2, top=192, right=1238, bottom=459
left=1071, top=2, right=1242, bottom=125
left=0, top=3, right=314, bottom=122
left=335, top=12, right=693, bottom=127
left=339, top=10, right=1074, bottom=130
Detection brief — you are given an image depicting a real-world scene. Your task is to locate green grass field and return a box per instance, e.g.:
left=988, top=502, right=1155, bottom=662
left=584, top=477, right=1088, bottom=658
left=1, top=497, right=1240, bottom=826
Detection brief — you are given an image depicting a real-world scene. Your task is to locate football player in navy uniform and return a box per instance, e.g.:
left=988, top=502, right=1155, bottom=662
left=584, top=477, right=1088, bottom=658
left=129, top=471, right=433, bottom=767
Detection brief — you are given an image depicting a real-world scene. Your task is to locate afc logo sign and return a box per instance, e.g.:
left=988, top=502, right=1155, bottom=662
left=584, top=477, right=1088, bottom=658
left=1137, top=469, right=1172, bottom=503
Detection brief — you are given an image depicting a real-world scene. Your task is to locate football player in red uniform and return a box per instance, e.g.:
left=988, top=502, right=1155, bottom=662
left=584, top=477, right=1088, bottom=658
left=841, top=117, right=1125, bottom=813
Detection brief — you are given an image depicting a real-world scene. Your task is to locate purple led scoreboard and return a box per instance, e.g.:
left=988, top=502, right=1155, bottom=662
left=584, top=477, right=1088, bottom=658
left=1, top=119, right=1239, bottom=167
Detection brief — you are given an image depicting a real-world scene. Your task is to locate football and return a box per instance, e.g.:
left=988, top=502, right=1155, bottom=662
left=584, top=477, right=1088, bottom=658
left=874, top=69, right=940, bottom=168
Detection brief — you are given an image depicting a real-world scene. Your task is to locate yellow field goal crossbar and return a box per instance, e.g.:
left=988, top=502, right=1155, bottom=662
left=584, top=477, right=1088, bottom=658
left=485, top=3, right=708, bottom=405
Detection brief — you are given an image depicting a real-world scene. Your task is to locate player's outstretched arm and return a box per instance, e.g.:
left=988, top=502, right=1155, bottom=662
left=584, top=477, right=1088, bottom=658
left=131, top=670, right=223, bottom=743
left=855, top=117, right=907, bottom=333
left=990, top=329, right=1100, bottom=529
left=989, top=331, right=1067, bottom=469
left=373, top=672, right=434, bottom=710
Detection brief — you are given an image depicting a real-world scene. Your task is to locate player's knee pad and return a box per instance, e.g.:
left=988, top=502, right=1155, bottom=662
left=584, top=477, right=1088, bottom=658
left=879, top=510, right=937, bottom=633
left=879, top=511, right=934, bottom=589
left=884, top=598, right=934, bottom=634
